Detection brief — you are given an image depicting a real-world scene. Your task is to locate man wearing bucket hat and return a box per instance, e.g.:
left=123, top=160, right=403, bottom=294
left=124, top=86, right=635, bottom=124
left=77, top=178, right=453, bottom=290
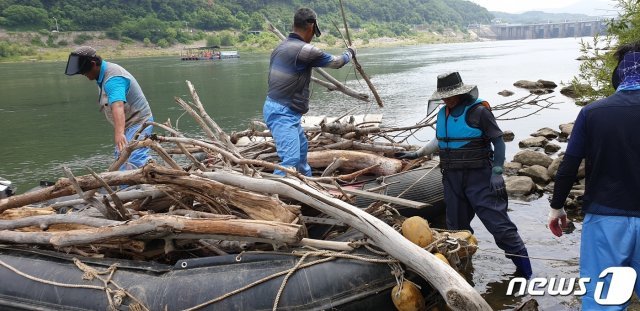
left=65, top=46, right=153, bottom=170
left=549, top=41, right=640, bottom=309
left=396, top=72, right=532, bottom=279
left=264, top=8, right=356, bottom=176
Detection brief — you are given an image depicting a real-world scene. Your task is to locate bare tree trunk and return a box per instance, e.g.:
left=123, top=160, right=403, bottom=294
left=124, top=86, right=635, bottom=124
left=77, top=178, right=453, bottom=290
left=0, top=215, right=303, bottom=247
left=307, top=150, right=402, bottom=176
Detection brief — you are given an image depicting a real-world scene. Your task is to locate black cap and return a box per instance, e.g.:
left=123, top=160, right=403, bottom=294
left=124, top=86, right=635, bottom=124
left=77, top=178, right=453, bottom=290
left=294, top=8, right=321, bottom=37
left=65, top=46, right=97, bottom=75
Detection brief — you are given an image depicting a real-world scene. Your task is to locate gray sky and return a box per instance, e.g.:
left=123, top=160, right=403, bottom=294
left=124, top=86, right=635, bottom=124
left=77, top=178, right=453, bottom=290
left=468, top=0, right=616, bottom=15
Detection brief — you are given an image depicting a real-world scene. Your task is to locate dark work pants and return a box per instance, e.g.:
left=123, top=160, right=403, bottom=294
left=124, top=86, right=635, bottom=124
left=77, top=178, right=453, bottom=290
left=443, top=166, right=526, bottom=254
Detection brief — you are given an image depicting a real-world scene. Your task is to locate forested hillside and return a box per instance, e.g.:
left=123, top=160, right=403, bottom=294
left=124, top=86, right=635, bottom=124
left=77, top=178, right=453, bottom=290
left=0, top=0, right=492, bottom=36
left=0, top=0, right=493, bottom=59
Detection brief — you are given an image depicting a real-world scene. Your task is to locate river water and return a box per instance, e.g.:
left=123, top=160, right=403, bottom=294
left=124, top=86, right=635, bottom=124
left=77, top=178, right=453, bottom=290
left=1, top=38, right=590, bottom=310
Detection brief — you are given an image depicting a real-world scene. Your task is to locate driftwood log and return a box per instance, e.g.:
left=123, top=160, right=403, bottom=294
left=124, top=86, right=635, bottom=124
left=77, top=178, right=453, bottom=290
left=201, top=171, right=491, bottom=311
left=0, top=165, right=298, bottom=223
left=0, top=214, right=303, bottom=247
left=307, top=150, right=402, bottom=176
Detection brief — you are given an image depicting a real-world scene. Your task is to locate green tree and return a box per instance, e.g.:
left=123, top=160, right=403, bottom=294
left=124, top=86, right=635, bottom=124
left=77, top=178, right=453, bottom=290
left=157, top=38, right=169, bottom=48
left=2, top=5, right=49, bottom=28
left=206, top=34, right=221, bottom=47
left=220, top=31, right=236, bottom=46
left=572, top=0, right=640, bottom=104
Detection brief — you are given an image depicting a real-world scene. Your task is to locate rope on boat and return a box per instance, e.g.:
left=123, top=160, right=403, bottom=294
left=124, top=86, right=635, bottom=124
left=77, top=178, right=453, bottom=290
left=272, top=251, right=319, bottom=311
left=0, top=257, right=150, bottom=311
left=0, top=258, right=104, bottom=290
left=183, top=256, right=336, bottom=311
left=185, top=249, right=399, bottom=311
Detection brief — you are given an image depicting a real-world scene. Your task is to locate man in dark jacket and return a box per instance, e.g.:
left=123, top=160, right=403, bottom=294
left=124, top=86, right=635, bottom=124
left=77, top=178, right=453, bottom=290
left=264, top=8, right=355, bottom=176
left=549, top=41, right=640, bottom=309
left=397, top=72, right=532, bottom=278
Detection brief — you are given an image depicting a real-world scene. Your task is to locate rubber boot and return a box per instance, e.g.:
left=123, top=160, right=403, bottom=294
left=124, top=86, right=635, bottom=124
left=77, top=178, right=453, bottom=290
left=509, top=248, right=533, bottom=279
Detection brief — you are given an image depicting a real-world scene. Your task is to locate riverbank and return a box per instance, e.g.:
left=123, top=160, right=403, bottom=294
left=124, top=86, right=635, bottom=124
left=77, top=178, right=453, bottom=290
left=0, top=29, right=477, bottom=63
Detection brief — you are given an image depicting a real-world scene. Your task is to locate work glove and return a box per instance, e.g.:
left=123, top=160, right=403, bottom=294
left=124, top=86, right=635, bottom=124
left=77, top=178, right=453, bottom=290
left=489, top=166, right=507, bottom=198
left=347, top=45, right=357, bottom=58
left=548, top=207, right=568, bottom=237
left=394, top=151, right=418, bottom=160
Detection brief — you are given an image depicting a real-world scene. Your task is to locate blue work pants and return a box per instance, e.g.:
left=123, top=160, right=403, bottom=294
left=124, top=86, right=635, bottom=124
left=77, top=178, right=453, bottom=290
left=263, top=98, right=312, bottom=176
left=114, top=118, right=154, bottom=171
left=580, top=214, right=640, bottom=310
left=442, top=166, right=526, bottom=254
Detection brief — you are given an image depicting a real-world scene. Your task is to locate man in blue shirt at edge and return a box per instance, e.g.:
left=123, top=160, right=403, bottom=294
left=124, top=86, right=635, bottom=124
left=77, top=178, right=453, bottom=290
left=549, top=41, right=640, bottom=310
left=65, top=46, right=154, bottom=170
left=264, top=8, right=355, bottom=176
left=396, top=72, right=533, bottom=279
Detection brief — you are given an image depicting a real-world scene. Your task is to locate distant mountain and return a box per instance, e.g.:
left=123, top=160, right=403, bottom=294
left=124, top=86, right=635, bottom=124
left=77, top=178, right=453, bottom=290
left=544, top=0, right=618, bottom=17
left=491, top=11, right=599, bottom=25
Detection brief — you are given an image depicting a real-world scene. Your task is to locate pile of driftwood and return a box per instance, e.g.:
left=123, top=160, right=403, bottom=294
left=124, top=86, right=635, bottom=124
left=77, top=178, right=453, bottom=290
left=0, top=80, right=557, bottom=310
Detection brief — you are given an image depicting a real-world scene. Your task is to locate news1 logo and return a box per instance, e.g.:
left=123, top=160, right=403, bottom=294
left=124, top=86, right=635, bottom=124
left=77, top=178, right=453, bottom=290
left=507, top=267, right=638, bottom=305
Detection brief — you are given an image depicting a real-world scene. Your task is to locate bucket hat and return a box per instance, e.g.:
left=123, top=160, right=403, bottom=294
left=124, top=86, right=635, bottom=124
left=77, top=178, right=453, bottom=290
left=430, top=72, right=478, bottom=100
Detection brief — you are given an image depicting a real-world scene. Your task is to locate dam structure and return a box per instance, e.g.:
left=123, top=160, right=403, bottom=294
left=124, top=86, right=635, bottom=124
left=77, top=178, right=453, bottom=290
left=479, top=20, right=607, bottom=40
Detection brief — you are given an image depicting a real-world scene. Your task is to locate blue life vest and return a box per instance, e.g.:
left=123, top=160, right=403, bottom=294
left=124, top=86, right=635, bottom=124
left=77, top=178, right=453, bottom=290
left=436, top=98, right=491, bottom=169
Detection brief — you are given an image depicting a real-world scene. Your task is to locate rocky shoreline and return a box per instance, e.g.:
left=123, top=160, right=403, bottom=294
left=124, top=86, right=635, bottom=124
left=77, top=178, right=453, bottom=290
left=503, top=122, right=583, bottom=211
left=496, top=78, right=586, bottom=213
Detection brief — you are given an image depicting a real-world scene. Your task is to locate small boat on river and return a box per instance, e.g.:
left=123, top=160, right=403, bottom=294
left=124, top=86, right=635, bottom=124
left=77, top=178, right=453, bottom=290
left=181, top=46, right=239, bottom=61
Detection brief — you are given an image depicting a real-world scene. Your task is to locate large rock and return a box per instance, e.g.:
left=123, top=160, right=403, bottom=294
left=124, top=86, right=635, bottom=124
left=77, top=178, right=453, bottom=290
left=532, top=127, right=560, bottom=139
left=548, top=156, right=563, bottom=179
left=498, top=90, right=515, bottom=97
left=547, top=155, right=586, bottom=180
left=506, top=176, right=537, bottom=197
left=570, top=189, right=585, bottom=197
left=514, top=80, right=543, bottom=89
left=503, top=161, right=522, bottom=176
left=502, top=130, right=515, bottom=142
left=518, top=165, right=551, bottom=184
left=560, top=84, right=592, bottom=99
left=519, top=136, right=548, bottom=148
left=513, top=150, right=553, bottom=168
left=544, top=143, right=561, bottom=155
left=544, top=181, right=555, bottom=193
left=559, top=123, right=574, bottom=138
left=537, top=79, right=558, bottom=89
left=530, top=89, right=554, bottom=95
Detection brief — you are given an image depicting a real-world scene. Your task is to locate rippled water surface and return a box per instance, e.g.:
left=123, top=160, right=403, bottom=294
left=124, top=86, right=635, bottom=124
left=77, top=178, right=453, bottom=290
left=0, top=37, right=593, bottom=310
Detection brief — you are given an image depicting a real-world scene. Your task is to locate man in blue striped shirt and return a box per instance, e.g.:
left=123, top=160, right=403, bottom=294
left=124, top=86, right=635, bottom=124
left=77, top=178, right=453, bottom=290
left=264, top=8, right=355, bottom=176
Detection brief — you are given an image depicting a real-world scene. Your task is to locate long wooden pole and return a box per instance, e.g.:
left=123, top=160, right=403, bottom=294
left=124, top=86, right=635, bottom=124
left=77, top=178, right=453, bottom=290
left=338, top=0, right=384, bottom=108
